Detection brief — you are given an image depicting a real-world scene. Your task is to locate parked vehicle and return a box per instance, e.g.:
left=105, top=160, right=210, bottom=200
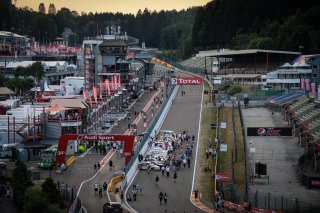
left=0, top=143, right=22, bottom=159
left=103, top=202, right=123, bottom=213
left=153, top=141, right=173, bottom=152
left=138, top=161, right=160, bottom=171
left=146, top=147, right=167, bottom=155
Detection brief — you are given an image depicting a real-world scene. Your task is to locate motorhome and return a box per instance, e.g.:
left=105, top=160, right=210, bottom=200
left=60, top=77, right=84, bottom=95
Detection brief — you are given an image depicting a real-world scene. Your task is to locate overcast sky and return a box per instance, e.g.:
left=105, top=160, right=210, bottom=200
left=16, top=0, right=210, bottom=14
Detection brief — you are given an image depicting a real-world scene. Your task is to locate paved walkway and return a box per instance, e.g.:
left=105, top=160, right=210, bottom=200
left=242, top=107, right=320, bottom=209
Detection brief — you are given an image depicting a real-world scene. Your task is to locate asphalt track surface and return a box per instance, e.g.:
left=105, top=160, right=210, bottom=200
left=127, top=81, right=205, bottom=213
left=49, top=84, right=165, bottom=212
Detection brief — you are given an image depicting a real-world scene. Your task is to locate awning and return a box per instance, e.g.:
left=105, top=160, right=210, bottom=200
left=45, top=104, right=68, bottom=112
left=50, top=99, right=89, bottom=109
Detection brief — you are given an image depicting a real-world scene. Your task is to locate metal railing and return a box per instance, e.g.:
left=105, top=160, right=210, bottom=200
left=249, top=190, right=320, bottom=213
left=238, top=100, right=249, bottom=202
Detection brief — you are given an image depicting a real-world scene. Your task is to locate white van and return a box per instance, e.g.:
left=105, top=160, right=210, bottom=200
left=0, top=143, right=22, bottom=158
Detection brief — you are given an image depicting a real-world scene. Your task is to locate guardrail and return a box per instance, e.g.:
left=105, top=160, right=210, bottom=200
left=123, top=85, right=177, bottom=179
left=238, top=100, right=249, bottom=201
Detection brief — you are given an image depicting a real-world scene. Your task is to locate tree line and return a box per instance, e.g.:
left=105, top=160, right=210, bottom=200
left=192, top=0, right=320, bottom=53
left=1, top=0, right=320, bottom=61
left=0, top=61, right=44, bottom=94
left=1, top=0, right=197, bottom=60
left=10, top=160, right=66, bottom=213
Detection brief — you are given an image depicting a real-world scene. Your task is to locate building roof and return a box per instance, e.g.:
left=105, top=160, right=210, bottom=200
left=6, top=61, right=35, bottom=68
left=50, top=98, right=89, bottom=109
left=196, top=49, right=301, bottom=57
left=100, top=39, right=127, bottom=47
left=0, top=87, right=15, bottom=95
left=0, top=31, right=29, bottom=40
left=226, top=74, right=261, bottom=79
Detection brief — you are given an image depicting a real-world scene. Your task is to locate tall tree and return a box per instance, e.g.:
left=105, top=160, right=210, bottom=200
left=0, top=0, right=13, bottom=30
left=23, top=186, right=61, bottom=213
left=42, top=177, right=64, bottom=207
left=48, top=3, right=56, bottom=15
left=38, top=3, right=46, bottom=14
left=11, top=160, right=33, bottom=208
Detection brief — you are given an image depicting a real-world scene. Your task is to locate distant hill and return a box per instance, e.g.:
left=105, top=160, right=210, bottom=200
left=192, top=0, right=320, bottom=53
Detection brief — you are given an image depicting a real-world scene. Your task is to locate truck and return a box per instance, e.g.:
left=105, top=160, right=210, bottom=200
left=103, top=202, right=123, bottom=213
left=38, top=144, right=58, bottom=169
left=0, top=143, right=22, bottom=159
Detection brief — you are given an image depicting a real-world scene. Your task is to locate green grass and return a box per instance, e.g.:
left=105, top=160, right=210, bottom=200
left=196, top=94, right=216, bottom=203
left=217, top=107, right=246, bottom=203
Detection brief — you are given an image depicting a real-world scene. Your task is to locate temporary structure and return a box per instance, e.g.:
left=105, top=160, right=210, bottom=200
left=45, top=104, right=68, bottom=112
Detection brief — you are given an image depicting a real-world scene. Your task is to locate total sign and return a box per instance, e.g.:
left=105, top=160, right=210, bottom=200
left=171, top=77, right=203, bottom=85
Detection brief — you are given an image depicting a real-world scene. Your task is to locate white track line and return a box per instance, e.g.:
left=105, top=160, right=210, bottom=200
left=190, top=83, right=204, bottom=210
left=76, top=149, right=116, bottom=198
left=124, top=169, right=139, bottom=213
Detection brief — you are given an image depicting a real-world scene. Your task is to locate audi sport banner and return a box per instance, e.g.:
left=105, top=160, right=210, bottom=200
left=171, top=77, right=203, bottom=85
left=247, top=127, right=293, bottom=136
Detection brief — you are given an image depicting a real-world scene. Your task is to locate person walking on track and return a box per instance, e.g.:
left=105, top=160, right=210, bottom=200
left=159, top=192, right=164, bottom=205
left=94, top=183, right=98, bottom=195
left=164, top=193, right=168, bottom=205
left=109, top=160, right=113, bottom=170
left=156, top=175, right=159, bottom=187
left=173, top=171, right=177, bottom=183
left=103, top=182, right=108, bottom=196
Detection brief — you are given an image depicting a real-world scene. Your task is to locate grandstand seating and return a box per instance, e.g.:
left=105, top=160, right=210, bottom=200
left=307, top=118, right=320, bottom=133
left=290, top=96, right=309, bottom=111
left=300, top=110, right=320, bottom=124
left=295, top=103, right=315, bottom=117
left=269, top=90, right=304, bottom=106
left=312, top=131, right=320, bottom=141
left=179, top=57, right=211, bottom=71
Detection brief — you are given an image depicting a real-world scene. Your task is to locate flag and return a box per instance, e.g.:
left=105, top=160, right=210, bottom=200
left=99, top=81, right=103, bottom=99
left=93, top=86, right=98, bottom=104
left=300, top=79, right=305, bottom=90
left=83, top=90, right=87, bottom=101
left=89, top=95, right=93, bottom=107
left=113, top=75, right=118, bottom=90
left=110, top=76, right=114, bottom=91
left=118, top=74, right=121, bottom=89
left=311, top=83, right=316, bottom=97
left=105, top=79, right=111, bottom=96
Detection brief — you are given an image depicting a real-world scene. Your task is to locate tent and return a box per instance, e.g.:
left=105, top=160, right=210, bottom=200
left=45, top=104, right=68, bottom=112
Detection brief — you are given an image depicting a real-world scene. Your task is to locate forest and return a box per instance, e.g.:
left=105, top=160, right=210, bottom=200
left=1, top=0, right=320, bottom=61
left=0, top=0, right=197, bottom=60
left=192, top=0, right=320, bottom=54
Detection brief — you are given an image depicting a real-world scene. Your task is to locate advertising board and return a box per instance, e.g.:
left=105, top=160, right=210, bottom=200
left=247, top=127, right=293, bottom=136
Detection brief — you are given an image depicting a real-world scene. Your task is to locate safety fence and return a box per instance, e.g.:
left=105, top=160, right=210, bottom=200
left=249, top=190, right=320, bottom=213
left=238, top=100, right=249, bottom=202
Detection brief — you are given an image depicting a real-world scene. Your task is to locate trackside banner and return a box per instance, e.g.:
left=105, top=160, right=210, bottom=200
left=247, top=127, right=293, bottom=136
left=171, top=77, right=203, bottom=85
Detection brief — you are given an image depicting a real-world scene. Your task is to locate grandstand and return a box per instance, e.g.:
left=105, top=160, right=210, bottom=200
left=275, top=94, right=320, bottom=177
left=268, top=90, right=305, bottom=106
left=179, top=49, right=300, bottom=75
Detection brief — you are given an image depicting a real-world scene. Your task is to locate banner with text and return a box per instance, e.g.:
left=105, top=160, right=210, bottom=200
left=171, top=77, right=203, bottom=85
left=247, top=127, right=293, bottom=136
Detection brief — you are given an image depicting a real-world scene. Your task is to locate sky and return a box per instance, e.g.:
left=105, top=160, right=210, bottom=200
left=16, top=0, right=211, bottom=14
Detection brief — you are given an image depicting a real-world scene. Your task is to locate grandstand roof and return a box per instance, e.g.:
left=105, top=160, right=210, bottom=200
left=225, top=74, right=261, bottom=79
left=100, top=39, right=127, bottom=47
left=196, top=49, right=301, bottom=57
